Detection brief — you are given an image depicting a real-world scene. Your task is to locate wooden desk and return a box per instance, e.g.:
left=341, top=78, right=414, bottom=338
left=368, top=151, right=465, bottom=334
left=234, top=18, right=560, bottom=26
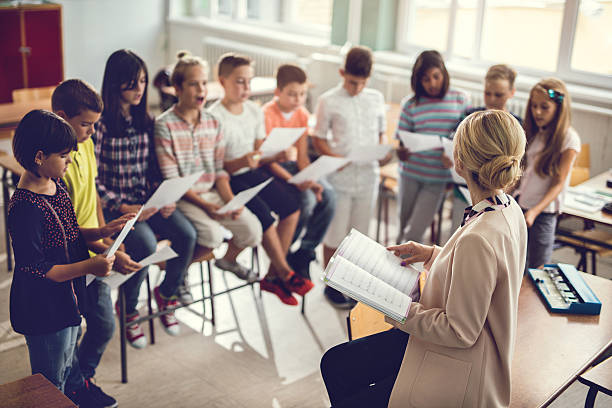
left=562, top=171, right=612, bottom=226
left=511, top=273, right=612, bottom=407
left=0, top=373, right=77, bottom=408
left=0, top=99, right=52, bottom=130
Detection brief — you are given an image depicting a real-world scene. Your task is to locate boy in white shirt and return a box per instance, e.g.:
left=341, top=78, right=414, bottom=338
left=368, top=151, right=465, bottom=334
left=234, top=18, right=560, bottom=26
left=313, top=46, right=389, bottom=308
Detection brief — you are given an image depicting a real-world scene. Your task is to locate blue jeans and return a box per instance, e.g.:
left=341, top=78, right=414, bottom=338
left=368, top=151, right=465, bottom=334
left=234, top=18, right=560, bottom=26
left=104, top=208, right=197, bottom=314
left=25, top=325, right=79, bottom=392
left=281, top=162, right=336, bottom=253
left=526, top=211, right=558, bottom=270
left=65, top=278, right=115, bottom=392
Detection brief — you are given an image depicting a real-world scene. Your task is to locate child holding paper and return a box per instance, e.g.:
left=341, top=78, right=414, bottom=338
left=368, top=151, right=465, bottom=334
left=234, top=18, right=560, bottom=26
left=396, top=50, right=470, bottom=244
left=262, top=64, right=336, bottom=278
left=95, top=50, right=198, bottom=347
left=210, top=53, right=314, bottom=306
left=155, top=51, right=262, bottom=284
left=8, top=110, right=123, bottom=393
left=312, top=46, right=388, bottom=308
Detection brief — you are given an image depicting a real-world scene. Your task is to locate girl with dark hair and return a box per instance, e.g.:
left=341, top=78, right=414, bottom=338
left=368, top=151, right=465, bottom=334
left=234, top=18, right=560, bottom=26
left=9, top=110, right=128, bottom=392
left=395, top=50, right=470, bottom=244
left=94, top=50, right=198, bottom=349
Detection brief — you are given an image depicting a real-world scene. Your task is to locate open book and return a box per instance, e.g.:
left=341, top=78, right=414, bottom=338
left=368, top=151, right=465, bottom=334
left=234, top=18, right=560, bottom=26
left=323, top=229, right=420, bottom=323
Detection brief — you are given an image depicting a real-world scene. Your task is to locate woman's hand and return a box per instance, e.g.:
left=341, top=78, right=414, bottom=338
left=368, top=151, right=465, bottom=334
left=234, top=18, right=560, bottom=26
left=387, top=241, right=434, bottom=266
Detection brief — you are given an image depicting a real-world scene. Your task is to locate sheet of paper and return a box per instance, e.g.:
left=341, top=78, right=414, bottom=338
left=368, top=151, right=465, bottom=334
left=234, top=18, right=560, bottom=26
left=347, top=144, right=393, bottom=163
left=87, top=246, right=179, bottom=287
left=104, top=207, right=143, bottom=259
left=143, top=171, right=204, bottom=211
left=259, top=127, right=306, bottom=159
left=397, top=130, right=443, bottom=152
left=288, top=155, right=350, bottom=184
left=216, top=178, right=273, bottom=214
left=441, top=137, right=454, bottom=161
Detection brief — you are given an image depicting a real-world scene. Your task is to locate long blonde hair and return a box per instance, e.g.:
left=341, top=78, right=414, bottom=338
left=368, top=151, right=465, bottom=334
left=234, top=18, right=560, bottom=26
left=524, top=78, right=571, bottom=177
left=455, top=110, right=525, bottom=191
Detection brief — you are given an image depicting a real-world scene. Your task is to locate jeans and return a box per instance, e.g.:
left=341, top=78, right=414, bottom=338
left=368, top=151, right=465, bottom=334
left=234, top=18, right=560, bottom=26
left=526, top=211, right=558, bottom=270
left=25, top=325, right=79, bottom=392
left=281, top=161, right=336, bottom=253
left=104, top=208, right=197, bottom=314
left=321, top=329, right=409, bottom=408
left=65, top=278, right=115, bottom=392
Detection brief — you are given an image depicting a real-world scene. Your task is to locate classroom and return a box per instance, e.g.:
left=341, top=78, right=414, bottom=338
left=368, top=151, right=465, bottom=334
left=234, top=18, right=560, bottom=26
left=0, top=1, right=611, bottom=407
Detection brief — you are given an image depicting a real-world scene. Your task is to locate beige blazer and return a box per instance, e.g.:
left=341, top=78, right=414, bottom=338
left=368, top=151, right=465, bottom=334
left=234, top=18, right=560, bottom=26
left=388, top=198, right=527, bottom=408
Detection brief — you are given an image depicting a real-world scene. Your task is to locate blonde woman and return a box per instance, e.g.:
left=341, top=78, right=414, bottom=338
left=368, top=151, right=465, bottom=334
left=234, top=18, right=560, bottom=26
left=321, top=110, right=527, bottom=408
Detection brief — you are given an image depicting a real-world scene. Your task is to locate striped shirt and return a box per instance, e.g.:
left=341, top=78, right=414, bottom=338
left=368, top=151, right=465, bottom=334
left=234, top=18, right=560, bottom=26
left=93, top=115, right=160, bottom=212
left=396, top=89, right=470, bottom=183
left=154, top=107, right=228, bottom=194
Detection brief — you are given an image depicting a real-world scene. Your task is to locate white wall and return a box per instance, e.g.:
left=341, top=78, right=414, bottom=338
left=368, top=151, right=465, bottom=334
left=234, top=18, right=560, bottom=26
left=56, top=0, right=167, bottom=103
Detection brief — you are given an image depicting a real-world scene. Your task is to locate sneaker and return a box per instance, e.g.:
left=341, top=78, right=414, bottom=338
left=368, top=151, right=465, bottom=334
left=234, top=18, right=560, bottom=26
left=260, top=277, right=299, bottom=306
left=215, top=258, right=258, bottom=283
left=114, top=302, right=147, bottom=349
left=324, top=286, right=356, bottom=310
left=284, top=273, right=314, bottom=297
left=287, top=249, right=315, bottom=279
left=177, top=275, right=194, bottom=305
left=153, top=286, right=180, bottom=336
left=68, top=378, right=118, bottom=408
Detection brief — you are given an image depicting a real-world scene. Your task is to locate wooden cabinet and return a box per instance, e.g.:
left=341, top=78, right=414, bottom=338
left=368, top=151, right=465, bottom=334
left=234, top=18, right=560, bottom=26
left=0, top=2, right=63, bottom=103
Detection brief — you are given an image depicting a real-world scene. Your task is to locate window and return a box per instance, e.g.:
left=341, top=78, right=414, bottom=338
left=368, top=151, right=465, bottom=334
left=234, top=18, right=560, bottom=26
left=397, top=0, right=612, bottom=88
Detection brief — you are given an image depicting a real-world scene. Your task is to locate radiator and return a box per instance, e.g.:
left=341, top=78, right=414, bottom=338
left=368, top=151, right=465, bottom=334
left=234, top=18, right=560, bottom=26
left=202, top=36, right=299, bottom=78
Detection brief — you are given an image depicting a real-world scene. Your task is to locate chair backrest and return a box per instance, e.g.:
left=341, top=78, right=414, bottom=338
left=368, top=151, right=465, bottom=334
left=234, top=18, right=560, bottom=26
left=12, top=86, right=56, bottom=103
left=570, top=143, right=590, bottom=187
left=347, top=302, right=392, bottom=341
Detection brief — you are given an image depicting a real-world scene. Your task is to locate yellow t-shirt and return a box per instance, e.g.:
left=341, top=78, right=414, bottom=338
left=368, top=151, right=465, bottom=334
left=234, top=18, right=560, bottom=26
left=63, top=138, right=99, bottom=228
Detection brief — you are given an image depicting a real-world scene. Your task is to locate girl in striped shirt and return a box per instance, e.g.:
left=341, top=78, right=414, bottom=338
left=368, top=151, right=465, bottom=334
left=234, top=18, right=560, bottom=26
left=395, top=50, right=470, bottom=244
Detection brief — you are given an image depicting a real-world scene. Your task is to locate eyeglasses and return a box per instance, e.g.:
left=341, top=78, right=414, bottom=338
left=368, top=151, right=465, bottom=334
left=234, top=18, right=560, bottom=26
left=547, top=89, right=564, bottom=104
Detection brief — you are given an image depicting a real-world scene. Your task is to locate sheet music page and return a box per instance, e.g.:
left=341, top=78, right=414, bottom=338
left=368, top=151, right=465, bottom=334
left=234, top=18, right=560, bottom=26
left=336, top=229, right=420, bottom=295
left=143, top=171, right=205, bottom=211
left=397, top=130, right=443, bottom=152
left=347, top=144, right=392, bottom=163
left=104, top=206, right=143, bottom=259
left=215, top=178, right=273, bottom=213
left=288, top=155, right=350, bottom=184
left=325, top=256, right=411, bottom=321
left=259, top=127, right=306, bottom=159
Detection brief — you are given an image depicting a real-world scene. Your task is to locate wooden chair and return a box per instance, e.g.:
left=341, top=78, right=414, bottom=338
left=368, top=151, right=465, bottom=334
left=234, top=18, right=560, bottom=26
left=11, top=86, right=56, bottom=103
left=347, top=302, right=392, bottom=341
left=555, top=229, right=612, bottom=275
left=570, top=144, right=590, bottom=187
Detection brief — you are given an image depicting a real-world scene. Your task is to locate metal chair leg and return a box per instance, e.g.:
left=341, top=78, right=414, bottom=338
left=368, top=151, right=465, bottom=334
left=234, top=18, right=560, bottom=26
left=119, top=287, right=128, bottom=383
left=207, top=259, right=215, bottom=326
left=199, top=262, right=206, bottom=318
left=145, top=274, right=155, bottom=345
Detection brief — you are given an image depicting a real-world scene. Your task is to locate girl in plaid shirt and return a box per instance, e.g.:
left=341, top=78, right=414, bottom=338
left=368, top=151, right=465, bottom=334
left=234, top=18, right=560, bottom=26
left=94, top=50, right=198, bottom=348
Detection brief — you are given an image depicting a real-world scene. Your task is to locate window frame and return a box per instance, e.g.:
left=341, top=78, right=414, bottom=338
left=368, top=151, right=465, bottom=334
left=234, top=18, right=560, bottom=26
left=395, top=0, right=612, bottom=90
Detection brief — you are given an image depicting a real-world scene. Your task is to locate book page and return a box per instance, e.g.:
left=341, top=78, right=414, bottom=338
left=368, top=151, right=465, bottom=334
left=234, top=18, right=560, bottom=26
left=325, top=256, right=411, bottom=321
left=336, top=229, right=420, bottom=295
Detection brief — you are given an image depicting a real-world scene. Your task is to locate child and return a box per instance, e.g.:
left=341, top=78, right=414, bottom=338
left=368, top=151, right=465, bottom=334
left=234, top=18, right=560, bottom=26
left=53, top=79, right=140, bottom=407
left=450, top=64, right=522, bottom=232
left=395, top=50, right=470, bottom=244
left=262, top=64, right=336, bottom=278
left=209, top=53, right=314, bottom=306
left=515, top=78, right=580, bottom=269
left=94, top=49, right=198, bottom=347
left=312, top=46, right=388, bottom=308
left=8, top=110, right=125, bottom=392
left=155, top=51, right=262, bottom=286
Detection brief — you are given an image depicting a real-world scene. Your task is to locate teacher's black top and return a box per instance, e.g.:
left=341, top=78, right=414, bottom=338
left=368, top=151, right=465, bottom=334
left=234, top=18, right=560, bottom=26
left=8, top=178, right=89, bottom=335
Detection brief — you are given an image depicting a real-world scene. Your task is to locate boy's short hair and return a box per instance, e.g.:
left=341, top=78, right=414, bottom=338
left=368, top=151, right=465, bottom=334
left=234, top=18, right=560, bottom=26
left=13, top=110, right=77, bottom=173
left=344, top=46, right=373, bottom=78
left=485, top=64, right=517, bottom=88
left=171, top=50, right=209, bottom=89
left=217, top=53, right=253, bottom=78
left=275, top=64, right=307, bottom=90
left=51, top=79, right=103, bottom=118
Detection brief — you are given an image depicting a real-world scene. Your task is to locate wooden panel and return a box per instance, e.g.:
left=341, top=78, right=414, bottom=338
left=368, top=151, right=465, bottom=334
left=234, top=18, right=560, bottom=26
left=24, top=7, right=63, bottom=89
left=0, top=9, right=24, bottom=102
left=12, top=86, right=56, bottom=103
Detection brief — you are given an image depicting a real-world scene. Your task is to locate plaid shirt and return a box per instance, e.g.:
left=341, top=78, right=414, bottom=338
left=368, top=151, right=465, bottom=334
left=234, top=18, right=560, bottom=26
left=154, top=107, right=228, bottom=194
left=93, top=115, right=161, bottom=212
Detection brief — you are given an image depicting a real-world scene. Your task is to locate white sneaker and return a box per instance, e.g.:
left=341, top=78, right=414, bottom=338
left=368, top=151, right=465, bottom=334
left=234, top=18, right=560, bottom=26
left=214, top=258, right=258, bottom=283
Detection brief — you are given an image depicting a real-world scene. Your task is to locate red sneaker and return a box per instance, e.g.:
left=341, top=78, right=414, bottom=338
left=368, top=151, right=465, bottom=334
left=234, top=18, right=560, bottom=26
left=153, top=286, right=180, bottom=336
left=284, top=273, right=314, bottom=297
left=260, top=278, right=298, bottom=306
left=114, top=301, right=147, bottom=349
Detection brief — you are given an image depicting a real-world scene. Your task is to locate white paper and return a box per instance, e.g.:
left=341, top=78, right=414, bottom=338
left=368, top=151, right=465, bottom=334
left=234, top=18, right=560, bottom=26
left=216, top=178, right=273, bottom=214
left=104, top=207, right=143, bottom=259
left=87, top=246, right=179, bottom=288
left=564, top=187, right=610, bottom=213
left=397, top=130, right=443, bottom=152
left=288, top=155, right=350, bottom=184
left=347, top=144, right=393, bottom=163
left=259, top=127, right=306, bottom=159
left=143, top=171, right=204, bottom=211
left=441, top=137, right=454, bottom=161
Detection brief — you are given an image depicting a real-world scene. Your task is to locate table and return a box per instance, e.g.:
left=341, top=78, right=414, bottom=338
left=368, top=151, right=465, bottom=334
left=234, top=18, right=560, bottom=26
left=0, top=99, right=52, bottom=130
left=562, top=171, right=612, bottom=227
left=578, top=356, right=612, bottom=408
left=511, top=273, right=612, bottom=407
left=0, top=373, right=77, bottom=408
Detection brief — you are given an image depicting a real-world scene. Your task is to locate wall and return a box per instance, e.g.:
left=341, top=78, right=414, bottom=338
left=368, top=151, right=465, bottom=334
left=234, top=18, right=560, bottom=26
left=55, top=0, right=167, bottom=102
